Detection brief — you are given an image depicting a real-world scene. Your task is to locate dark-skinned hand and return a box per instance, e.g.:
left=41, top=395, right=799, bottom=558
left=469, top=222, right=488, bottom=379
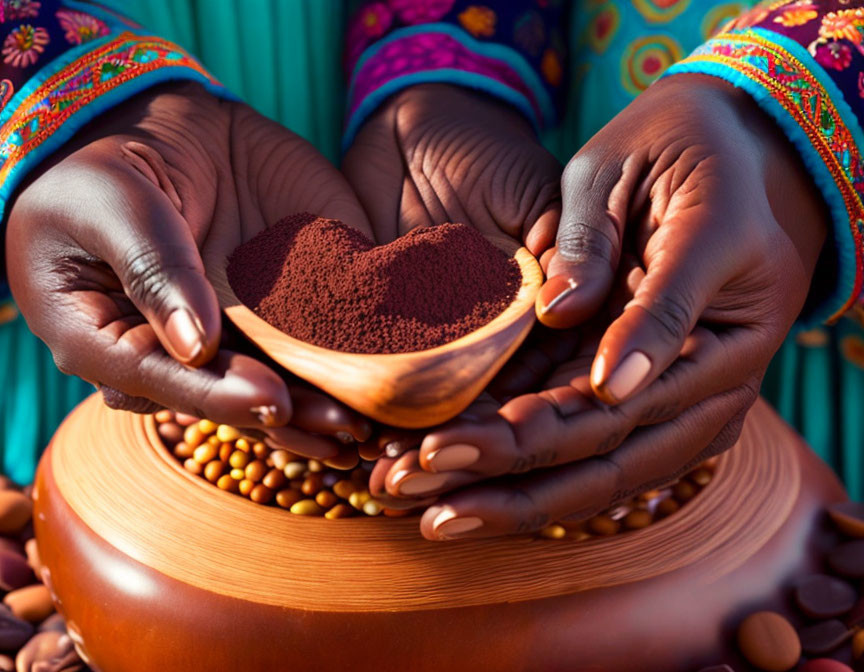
left=370, top=74, right=829, bottom=540
left=5, top=82, right=372, bottom=461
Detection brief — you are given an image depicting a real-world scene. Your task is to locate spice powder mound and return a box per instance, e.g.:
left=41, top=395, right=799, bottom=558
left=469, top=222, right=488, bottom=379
left=227, top=213, right=522, bottom=354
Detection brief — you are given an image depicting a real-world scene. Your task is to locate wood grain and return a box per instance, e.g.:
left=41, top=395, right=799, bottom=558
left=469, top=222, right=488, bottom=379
left=48, top=395, right=806, bottom=612
left=209, top=236, right=543, bottom=428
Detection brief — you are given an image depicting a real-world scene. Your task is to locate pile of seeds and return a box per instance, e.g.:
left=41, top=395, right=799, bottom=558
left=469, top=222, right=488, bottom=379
left=0, top=481, right=89, bottom=671
left=155, top=411, right=715, bottom=538
left=697, top=502, right=864, bottom=672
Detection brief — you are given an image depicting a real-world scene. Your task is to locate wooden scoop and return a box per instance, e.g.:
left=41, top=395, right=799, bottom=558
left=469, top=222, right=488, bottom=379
left=209, top=236, right=543, bottom=428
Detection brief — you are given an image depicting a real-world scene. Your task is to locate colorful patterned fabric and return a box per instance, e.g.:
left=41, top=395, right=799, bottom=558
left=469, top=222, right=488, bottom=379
left=665, top=2, right=864, bottom=326
left=343, top=0, right=568, bottom=146
left=0, top=0, right=229, bottom=319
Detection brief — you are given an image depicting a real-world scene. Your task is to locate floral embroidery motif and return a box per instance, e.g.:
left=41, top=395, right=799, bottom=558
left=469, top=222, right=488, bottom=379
left=458, top=5, right=496, bottom=38
left=670, top=30, right=864, bottom=321
left=818, top=10, right=864, bottom=44
left=773, top=7, right=818, bottom=27
left=2, top=0, right=40, bottom=22
left=0, top=78, right=13, bottom=111
left=0, top=33, right=219, bottom=185
left=388, top=0, right=455, bottom=25
left=815, top=40, right=853, bottom=70
left=2, top=24, right=48, bottom=67
left=858, top=71, right=864, bottom=98
left=56, top=9, right=110, bottom=45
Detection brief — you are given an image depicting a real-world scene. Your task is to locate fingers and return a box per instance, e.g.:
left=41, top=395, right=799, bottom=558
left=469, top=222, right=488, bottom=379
left=418, top=385, right=754, bottom=540
left=287, top=387, right=372, bottom=443
left=536, top=151, right=640, bottom=328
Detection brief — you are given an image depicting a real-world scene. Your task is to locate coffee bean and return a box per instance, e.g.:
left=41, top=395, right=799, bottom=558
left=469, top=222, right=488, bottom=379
left=0, top=493, right=31, bottom=536
left=0, top=608, right=32, bottom=650
left=4, top=585, right=54, bottom=624
left=15, top=631, right=86, bottom=672
left=795, top=574, right=857, bottom=619
left=737, top=611, right=801, bottom=672
left=828, top=541, right=864, bottom=579
left=798, top=661, right=854, bottom=672
left=829, top=502, right=864, bottom=539
left=799, top=619, right=851, bottom=655
left=0, top=551, right=33, bottom=592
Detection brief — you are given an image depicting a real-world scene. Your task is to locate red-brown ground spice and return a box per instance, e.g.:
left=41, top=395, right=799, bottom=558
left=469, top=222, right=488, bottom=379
left=227, top=214, right=521, bottom=354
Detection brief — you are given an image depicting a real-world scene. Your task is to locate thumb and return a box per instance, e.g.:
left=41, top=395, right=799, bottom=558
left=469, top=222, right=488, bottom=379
left=536, top=153, right=634, bottom=329
left=86, top=155, right=221, bottom=368
left=589, top=216, right=730, bottom=405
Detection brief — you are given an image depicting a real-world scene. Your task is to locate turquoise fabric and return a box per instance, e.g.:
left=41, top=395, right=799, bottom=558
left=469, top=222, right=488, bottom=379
left=1, top=0, right=860, bottom=499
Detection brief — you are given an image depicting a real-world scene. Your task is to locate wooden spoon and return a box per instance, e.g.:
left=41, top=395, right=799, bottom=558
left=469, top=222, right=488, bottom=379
left=209, top=236, right=543, bottom=428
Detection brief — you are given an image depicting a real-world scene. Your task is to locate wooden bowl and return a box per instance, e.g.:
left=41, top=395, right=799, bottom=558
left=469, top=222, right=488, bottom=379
left=35, top=396, right=846, bottom=672
left=208, top=236, right=543, bottom=428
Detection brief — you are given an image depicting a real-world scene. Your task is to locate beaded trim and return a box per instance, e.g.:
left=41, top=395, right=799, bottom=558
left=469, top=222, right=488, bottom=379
left=667, top=28, right=864, bottom=324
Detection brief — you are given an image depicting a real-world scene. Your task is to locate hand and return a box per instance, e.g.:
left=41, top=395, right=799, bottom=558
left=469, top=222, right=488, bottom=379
left=374, top=74, right=829, bottom=539
left=342, top=83, right=562, bottom=252
left=5, top=82, right=372, bottom=459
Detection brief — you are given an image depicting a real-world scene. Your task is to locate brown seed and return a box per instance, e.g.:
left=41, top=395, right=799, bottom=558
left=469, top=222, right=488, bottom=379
left=852, top=628, right=864, bottom=659
left=173, top=442, right=193, bottom=459
left=0, top=492, right=32, bottom=535
left=829, top=502, right=864, bottom=539
left=262, top=469, right=286, bottom=491
left=0, top=606, right=32, bottom=649
left=218, top=443, right=233, bottom=462
left=250, top=485, right=273, bottom=504
left=689, top=468, right=713, bottom=487
left=183, top=458, right=203, bottom=476
left=238, top=479, right=255, bottom=497
left=252, top=442, right=269, bottom=459
left=799, top=619, right=851, bottom=656
left=0, top=550, right=33, bottom=592
left=183, top=425, right=206, bottom=449
left=192, top=444, right=217, bottom=465
left=245, top=460, right=267, bottom=483
left=316, top=491, right=338, bottom=509
left=672, top=480, right=697, bottom=502
left=623, top=509, right=653, bottom=530
left=154, top=409, right=174, bottom=424
left=157, top=422, right=184, bottom=446
left=737, top=611, right=801, bottom=672
left=204, top=461, right=226, bottom=483
left=828, top=541, right=864, bottom=579
left=216, top=475, right=238, bottom=493
left=325, top=504, right=355, bottom=520
left=587, top=515, right=620, bottom=536
left=332, top=480, right=356, bottom=500
left=539, top=525, right=566, bottom=539
left=24, top=539, right=41, bottom=577
left=794, top=574, right=857, bottom=619
left=275, top=490, right=302, bottom=509
left=174, top=413, right=199, bottom=426
left=302, top=474, right=323, bottom=497
left=655, top=498, right=680, bottom=519
left=4, top=584, right=54, bottom=623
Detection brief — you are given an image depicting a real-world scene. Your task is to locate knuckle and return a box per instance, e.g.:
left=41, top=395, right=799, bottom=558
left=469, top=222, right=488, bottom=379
left=641, top=290, right=695, bottom=344
left=100, top=386, right=161, bottom=414
left=505, top=488, right=548, bottom=534
left=556, top=223, right=616, bottom=264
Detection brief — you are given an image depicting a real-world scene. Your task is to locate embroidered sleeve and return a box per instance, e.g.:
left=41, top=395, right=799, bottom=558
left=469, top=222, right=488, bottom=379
left=342, top=0, right=568, bottom=149
left=0, top=0, right=233, bottom=319
left=665, top=1, right=864, bottom=325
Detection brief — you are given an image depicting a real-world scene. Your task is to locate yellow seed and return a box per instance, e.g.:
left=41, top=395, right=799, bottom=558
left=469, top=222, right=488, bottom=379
left=570, top=531, right=592, bottom=542
left=238, top=479, right=255, bottom=496
left=173, top=442, right=193, bottom=459
left=204, top=460, right=225, bottom=483
left=362, top=500, right=383, bottom=517
left=307, top=459, right=324, bottom=473
left=193, top=444, right=218, bottom=465
left=235, top=438, right=251, bottom=453
left=207, top=435, right=222, bottom=448
left=539, top=524, right=566, bottom=539
left=197, top=419, right=218, bottom=435
left=183, top=458, right=203, bottom=475
left=325, top=504, right=354, bottom=520
left=245, top=460, right=267, bottom=483
left=316, top=490, right=338, bottom=509
left=275, top=489, right=302, bottom=509
left=229, top=451, right=250, bottom=470
left=216, top=425, right=240, bottom=443
left=252, top=442, right=269, bottom=459
left=230, top=468, right=245, bottom=481
left=183, top=425, right=206, bottom=449
left=290, top=499, right=324, bottom=516
left=348, top=490, right=371, bottom=510
left=270, top=450, right=291, bottom=471
left=216, top=474, right=238, bottom=492
left=587, top=515, right=620, bottom=536
left=623, top=509, right=653, bottom=530
left=689, top=468, right=713, bottom=487
left=154, top=409, right=174, bottom=424
left=283, top=462, right=306, bottom=481
left=332, top=480, right=356, bottom=500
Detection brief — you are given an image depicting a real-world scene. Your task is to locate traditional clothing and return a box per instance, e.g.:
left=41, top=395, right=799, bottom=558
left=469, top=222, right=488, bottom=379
left=0, top=0, right=862, bottom=497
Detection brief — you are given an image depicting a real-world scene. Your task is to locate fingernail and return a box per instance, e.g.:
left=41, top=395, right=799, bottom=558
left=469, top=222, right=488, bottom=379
left=165, top=308, right=203, bottom=363
left=427, top=444, right=480, bottom=472
left=538, top=276, right=579, bottom=316
left=250, top=404, right=280, bottom=427
left=385, top=442, right=404, bottom=458
left=601, top=351, right=652, bottom=402
left=335, top=431, right=354, bottom=444
left=392, top=470, right=450, bottom=496
left=432, top=509, right=484, bottom=539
